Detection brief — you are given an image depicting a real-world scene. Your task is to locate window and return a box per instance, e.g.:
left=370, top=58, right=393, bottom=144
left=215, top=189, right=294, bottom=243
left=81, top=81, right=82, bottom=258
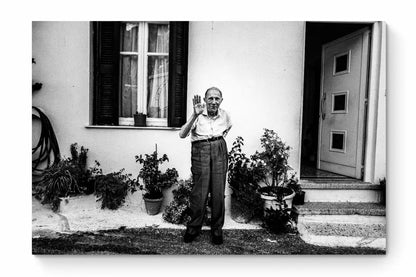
left=333, top=51, right=351, bottom=76
left=92, top=21, right=189, bottom=127
left=331, top=91, right=349, bottom=113
left=329, top=130, right=347, bottom=153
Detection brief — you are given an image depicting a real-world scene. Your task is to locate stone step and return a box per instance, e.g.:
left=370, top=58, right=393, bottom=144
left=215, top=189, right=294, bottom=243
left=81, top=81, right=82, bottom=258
left=299, top=179, right=383, bottom=203
left=295, top=202, right=386, bottom=216
left=297, top=214, right=386, bottom=249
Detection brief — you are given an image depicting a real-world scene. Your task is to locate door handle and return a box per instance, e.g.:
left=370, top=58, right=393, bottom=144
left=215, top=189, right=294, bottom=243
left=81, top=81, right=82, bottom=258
left=321, top=93, right=326, bottom=120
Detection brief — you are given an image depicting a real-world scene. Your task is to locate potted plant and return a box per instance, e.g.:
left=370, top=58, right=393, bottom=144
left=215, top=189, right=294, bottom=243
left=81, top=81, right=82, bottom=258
left=228, top=136, right=265, bottom=223
left=254, top=129, right=295, bottom=210
left=33, top=160, right=81, bottom=212
left=94, top=169, right=138, bottom=210
left=134, top=111, right=146, bottom=127
left=135, top=144, right=178, bottom=215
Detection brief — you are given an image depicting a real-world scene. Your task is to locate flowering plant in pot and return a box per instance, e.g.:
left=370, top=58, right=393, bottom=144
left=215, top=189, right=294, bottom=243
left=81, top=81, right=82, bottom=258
left=254, top=129, right=295, bottom=210
left=135, top=145, right=178, bottom=215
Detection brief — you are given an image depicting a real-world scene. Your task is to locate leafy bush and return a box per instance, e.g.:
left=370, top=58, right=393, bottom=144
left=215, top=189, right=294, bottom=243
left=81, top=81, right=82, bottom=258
left=135, top=146, right=178, bottom=199
left=67, top=143, right=100, bottom=194
left=33, top=161, right=81, bottom=212
left=262, top=204, right=297, bottom=234
left=254, top=128, right=292, bottom=187
left=163, top=179, right=194, bottom=225
left=228, top=136, right=267, bottom=221
left=94, top=169, right=138, bottom=210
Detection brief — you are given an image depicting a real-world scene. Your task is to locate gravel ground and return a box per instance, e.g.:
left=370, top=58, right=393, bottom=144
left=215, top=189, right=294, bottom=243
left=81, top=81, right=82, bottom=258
left=32, top=194, right=261, bottom=235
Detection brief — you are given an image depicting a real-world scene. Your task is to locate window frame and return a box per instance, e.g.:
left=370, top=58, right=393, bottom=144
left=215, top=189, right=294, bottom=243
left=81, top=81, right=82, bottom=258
left=92, top=21, right=188, bottom=128
left=118, top=21, right=170, bottom=127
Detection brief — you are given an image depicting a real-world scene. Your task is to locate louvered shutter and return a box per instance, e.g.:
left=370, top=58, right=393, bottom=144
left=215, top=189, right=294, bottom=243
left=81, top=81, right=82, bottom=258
left=168, top=22, right=189, bottom=127
left=93, top=22, right=120, bottom=125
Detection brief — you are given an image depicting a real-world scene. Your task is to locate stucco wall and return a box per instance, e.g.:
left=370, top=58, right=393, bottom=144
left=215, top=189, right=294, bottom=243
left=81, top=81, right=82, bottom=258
left=32, top=21, right=305, bottom=175
left=188, top=21, right=305, bottom=172
left=32, top=21, right=306, bottom=207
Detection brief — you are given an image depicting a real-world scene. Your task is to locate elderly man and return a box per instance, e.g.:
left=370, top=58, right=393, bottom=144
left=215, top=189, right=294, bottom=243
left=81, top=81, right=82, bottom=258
left=179, top=87, right=232, bottom=245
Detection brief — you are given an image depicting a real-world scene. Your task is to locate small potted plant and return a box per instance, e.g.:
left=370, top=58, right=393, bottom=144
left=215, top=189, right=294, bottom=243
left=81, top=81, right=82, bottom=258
left=287, top=174, right=305, bottom=205
left=254, top=129, right=295, bottom=210
left=135, top=144, right=178, bottom=215
left=134, top=111, right=147, bottom=127
left=33, top=160, right=81, bottom=212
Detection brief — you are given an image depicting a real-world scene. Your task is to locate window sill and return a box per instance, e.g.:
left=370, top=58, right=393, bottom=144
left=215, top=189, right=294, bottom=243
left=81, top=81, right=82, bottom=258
left=85, top=125, right=180, bottom=131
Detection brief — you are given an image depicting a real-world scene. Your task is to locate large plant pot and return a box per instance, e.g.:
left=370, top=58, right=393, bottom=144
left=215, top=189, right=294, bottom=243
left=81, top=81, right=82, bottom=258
left=260, top=189, right=295, bottom=213
left=143, top=196, right=163, bottom=215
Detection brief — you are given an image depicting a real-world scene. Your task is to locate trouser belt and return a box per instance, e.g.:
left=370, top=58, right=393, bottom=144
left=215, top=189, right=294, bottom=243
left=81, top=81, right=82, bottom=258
left=192, top=136, right=223, bottom=144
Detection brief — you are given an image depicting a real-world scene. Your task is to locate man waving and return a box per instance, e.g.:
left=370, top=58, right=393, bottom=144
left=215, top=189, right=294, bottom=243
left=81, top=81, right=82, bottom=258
left=179, top=87, right=232, bottom=245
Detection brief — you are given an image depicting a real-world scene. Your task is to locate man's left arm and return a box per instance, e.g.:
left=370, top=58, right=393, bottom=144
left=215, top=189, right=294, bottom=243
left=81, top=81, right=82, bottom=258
left=222, top=111, right=232, bottom=137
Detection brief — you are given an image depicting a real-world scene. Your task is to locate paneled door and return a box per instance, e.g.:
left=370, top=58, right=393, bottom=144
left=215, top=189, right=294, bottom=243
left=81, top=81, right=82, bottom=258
left=318, top=28, right=370, bottom=179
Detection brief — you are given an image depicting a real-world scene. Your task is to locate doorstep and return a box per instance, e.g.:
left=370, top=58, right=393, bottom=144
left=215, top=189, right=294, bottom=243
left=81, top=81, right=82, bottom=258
left=296, top=202, right=386, bottom=216
left=299, top=179, right=383, bottom=203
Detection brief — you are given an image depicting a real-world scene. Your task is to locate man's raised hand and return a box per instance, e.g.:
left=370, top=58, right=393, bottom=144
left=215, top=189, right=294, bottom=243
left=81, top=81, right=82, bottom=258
left=193, top=95, right=205, bottom=115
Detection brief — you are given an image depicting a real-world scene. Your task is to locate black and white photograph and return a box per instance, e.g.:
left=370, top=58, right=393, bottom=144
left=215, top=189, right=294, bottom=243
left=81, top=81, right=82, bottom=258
left=3, top=0, right=416, bottom=276
left=31, top=20, right=386, bottom=255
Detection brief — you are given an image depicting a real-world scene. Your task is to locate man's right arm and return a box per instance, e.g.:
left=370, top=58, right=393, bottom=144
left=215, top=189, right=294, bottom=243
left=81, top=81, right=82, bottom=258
left=179, top=95, right=205, bottom=139
left=179, top=113, right=199, bottom=138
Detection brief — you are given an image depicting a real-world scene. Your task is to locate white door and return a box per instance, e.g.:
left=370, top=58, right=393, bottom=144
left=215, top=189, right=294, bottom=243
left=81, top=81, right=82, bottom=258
left=318, top=28, right=370, bottom=179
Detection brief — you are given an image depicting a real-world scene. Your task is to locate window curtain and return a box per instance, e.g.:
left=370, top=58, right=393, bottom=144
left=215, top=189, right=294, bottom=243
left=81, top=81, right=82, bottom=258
left=120, top=23, right=138, bottom=117
left=147, top=25, right=169, bottom=118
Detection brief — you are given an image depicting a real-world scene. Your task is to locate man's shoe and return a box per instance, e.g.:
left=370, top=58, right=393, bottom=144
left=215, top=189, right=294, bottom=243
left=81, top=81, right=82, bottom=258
left=183, top=232, right=198, bottom=243
left=211, top=234, right=223, bottom=245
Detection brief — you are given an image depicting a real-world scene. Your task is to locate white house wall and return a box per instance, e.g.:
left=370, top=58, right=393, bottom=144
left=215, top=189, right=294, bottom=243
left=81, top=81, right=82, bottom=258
left=32, top=21, right=306, bottom=183
left=188, top=21, right=305, bottom=173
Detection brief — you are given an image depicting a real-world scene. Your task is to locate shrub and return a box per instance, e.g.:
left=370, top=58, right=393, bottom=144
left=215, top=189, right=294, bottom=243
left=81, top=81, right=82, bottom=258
left=227, top=136, right=266, bottom=221
left=94, top=169, right=138, bottom=210
left=67, top=143, right=100, bottom=194
left=163, top=179, right=194, bottom=225
left=254, top=128, right=292, bottom=187
left=33, top=160, right=80, bottom=212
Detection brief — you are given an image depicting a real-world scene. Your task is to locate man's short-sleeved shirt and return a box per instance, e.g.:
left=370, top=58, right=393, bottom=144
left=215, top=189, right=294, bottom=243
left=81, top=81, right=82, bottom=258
left=190, top=108, right=232, bottom=142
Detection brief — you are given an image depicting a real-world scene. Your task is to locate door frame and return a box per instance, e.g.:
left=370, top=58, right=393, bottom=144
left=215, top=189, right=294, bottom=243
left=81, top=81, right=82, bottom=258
left=316, top=27, right=371, bottom=179
left=299, top=21, right=386, bottom=183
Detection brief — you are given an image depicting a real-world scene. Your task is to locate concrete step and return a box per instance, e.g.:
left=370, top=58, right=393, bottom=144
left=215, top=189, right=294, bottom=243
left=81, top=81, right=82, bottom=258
left=297, top=214, right=386, bottom=249
left=299, top=179, right=383, bottom=203
left=296, top=202, right=386, bottom=216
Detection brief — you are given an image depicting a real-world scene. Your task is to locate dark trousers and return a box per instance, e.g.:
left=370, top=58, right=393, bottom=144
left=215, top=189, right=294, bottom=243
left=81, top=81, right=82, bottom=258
left=186, top=138, right=228, bottom=236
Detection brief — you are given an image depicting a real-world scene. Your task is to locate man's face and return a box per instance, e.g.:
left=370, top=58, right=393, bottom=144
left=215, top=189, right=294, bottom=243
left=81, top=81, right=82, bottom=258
left=204, top=89, right=223, bottom=114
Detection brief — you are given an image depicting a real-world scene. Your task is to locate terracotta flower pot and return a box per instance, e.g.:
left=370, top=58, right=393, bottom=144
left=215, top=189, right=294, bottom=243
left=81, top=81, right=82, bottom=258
left=143, top=196, right=163, bottom=215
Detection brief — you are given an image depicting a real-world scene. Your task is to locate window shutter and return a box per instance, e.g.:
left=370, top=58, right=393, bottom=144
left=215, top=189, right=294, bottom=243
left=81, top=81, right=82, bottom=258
left=93, top=22, right=120, bottom=125
left=168, top=22, right=189, bottom=127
